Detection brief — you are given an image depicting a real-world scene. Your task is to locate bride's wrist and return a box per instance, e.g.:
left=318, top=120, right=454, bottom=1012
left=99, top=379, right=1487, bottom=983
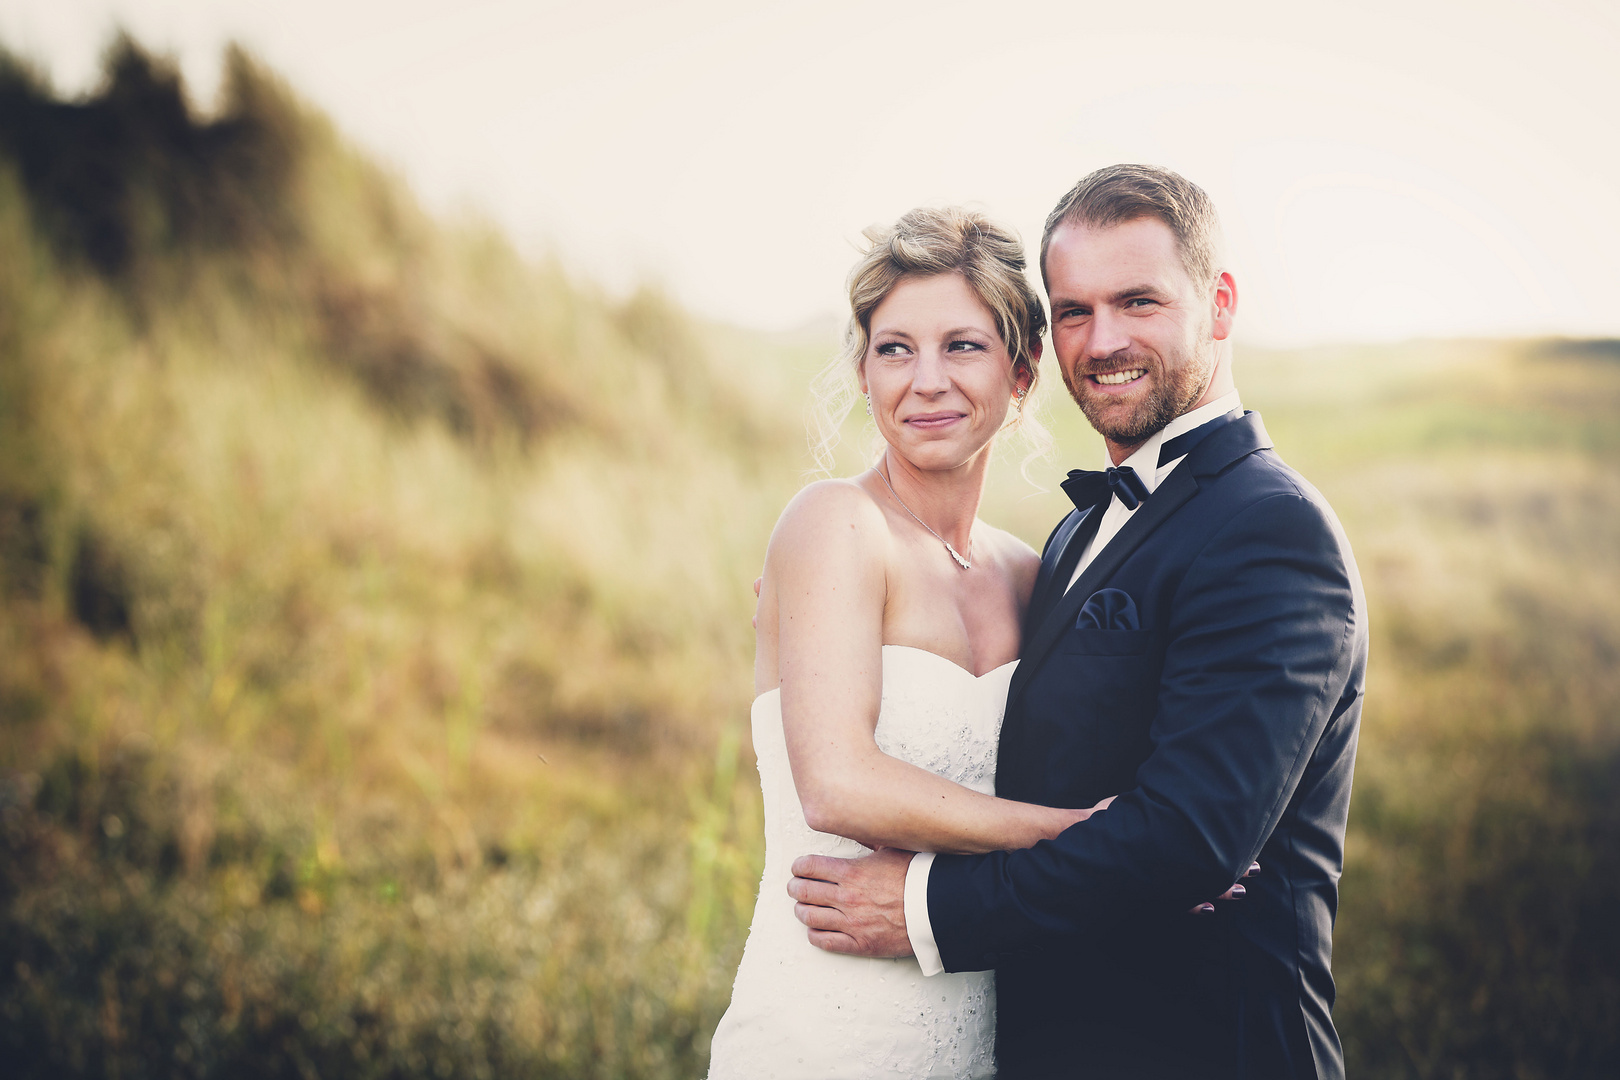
left=1039, top=806, right=1087, bottom=839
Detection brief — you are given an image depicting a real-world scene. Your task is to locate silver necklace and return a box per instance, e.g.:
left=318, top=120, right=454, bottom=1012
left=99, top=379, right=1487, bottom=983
left=875, top=465, right=972, bottom=571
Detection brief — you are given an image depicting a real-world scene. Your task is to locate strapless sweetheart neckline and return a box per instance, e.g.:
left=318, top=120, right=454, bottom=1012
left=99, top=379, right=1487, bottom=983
left=752, top=644, right=1019, bottom=706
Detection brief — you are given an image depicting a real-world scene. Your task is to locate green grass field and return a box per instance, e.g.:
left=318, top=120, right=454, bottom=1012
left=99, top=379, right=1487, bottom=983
left=1, top=38, right=1616, bottom=1079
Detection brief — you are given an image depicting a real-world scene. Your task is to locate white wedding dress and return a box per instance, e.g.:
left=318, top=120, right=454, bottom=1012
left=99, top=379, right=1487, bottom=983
left=708, top=645, right=1016, bottom=1079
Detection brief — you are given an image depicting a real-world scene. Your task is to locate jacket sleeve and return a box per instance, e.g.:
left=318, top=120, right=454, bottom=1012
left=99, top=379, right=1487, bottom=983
left=927, top=489, right=1362, bottom=972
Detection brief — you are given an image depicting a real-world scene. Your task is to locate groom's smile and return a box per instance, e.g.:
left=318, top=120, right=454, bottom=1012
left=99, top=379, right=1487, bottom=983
left=1090, top=368, right=1147, bottom=386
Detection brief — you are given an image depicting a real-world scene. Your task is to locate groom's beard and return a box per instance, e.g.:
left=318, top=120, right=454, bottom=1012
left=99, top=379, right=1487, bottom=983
left=1065, top=341, right=1214, bottom=445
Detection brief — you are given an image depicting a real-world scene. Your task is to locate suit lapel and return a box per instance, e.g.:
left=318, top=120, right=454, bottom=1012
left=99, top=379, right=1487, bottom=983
left=1007, top=412, right=1274, bottom=707
left=1023, top=507, right=1099, bottom=639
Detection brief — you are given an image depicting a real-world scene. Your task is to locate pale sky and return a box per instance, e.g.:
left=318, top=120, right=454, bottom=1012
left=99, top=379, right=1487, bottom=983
left=4, top=0, right=1618, bottom=345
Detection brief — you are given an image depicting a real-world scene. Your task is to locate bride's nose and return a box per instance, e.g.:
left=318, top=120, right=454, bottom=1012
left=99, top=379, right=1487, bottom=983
left=911, top=348, right=952, bottom=396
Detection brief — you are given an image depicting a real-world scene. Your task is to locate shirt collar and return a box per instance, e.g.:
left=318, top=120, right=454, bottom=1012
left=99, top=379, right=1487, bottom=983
left=1107, top=389, right=1243, bottom=495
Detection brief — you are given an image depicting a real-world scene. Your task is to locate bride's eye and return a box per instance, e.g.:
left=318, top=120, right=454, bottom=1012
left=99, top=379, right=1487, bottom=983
left=947, top=339, right=986, bottom=354
left=874, top=341, right=909, bottom=357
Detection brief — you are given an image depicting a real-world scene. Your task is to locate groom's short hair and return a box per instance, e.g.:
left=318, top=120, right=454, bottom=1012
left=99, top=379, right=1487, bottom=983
left=1040, top=164, right=1223, bottom=290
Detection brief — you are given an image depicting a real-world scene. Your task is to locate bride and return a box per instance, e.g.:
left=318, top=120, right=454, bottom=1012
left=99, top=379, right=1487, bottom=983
left=707, top=207, right=1107, bottom=1078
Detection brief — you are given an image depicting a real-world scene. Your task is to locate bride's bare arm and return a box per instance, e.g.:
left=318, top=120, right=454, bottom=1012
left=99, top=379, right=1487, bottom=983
left=763, top=482, right=1095, bottom=855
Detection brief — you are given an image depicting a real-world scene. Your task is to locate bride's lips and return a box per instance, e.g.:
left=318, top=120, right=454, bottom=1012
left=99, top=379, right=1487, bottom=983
left=903, top=411, right=967, bottom=430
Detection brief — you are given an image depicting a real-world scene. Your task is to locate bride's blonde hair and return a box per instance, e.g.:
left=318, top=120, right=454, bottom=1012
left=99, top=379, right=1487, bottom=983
left=808, top=206, right=1052, bottom=480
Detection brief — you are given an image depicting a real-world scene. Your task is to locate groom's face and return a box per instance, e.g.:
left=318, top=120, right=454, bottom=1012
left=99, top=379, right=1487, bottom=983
left=1046, top=217, right=1218, bottom=450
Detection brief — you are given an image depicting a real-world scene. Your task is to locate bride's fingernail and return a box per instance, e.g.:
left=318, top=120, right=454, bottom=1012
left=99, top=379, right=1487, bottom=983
left=1247, top=862, right=1262, bottom=876
left=1195, top=903, right=1215, bottom=914
left=1230, top=884, right=1246, bottom=898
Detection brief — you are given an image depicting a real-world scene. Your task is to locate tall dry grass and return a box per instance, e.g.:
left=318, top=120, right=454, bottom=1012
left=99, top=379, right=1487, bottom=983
left=0, top=38, right=784, bottom=1078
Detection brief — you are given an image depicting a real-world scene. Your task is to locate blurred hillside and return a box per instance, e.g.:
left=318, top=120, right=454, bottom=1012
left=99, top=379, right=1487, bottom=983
left=1, top=36, right=1617, bottom=1080
left=0, top=37, right=815, bottom=1078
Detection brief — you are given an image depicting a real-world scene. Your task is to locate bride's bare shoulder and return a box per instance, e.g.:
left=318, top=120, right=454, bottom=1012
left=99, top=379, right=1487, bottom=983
left=766, top=476, right=887, bottom=567
left=774, top=477, right=883, bottom=532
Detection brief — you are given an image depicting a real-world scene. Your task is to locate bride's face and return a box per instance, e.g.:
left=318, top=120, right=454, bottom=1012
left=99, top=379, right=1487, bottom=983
left=860, top=272, right=1029, bottom=473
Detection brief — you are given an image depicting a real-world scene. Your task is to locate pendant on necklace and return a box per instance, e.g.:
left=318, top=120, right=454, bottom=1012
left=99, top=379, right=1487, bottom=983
left=873, top=464, right=972, bottom=571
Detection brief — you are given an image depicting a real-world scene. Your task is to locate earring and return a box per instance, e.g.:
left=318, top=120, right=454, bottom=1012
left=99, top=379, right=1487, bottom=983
left=864, top=392, right=872, bottom=416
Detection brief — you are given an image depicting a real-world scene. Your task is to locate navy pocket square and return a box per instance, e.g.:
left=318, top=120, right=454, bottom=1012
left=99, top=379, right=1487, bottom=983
left=1076, top=588, right=1140, bottom=631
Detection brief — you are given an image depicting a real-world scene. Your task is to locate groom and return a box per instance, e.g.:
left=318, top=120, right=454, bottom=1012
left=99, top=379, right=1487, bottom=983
left=788, top=165, right=1366, bottom=1079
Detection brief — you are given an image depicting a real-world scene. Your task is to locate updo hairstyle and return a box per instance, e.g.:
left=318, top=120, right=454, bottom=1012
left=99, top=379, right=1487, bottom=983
left=808, top=206, right=1051, bottom=476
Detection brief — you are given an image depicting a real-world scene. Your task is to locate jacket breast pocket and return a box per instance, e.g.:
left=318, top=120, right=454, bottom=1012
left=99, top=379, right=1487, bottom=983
left=1061, top=628, right=1156, bottom=656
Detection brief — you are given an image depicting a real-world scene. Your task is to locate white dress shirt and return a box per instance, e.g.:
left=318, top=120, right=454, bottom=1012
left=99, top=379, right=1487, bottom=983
left=903, top=391, right=1244, bottom=976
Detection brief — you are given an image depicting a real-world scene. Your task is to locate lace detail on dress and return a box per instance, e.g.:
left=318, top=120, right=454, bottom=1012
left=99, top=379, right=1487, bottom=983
left=708, top=646, right=1014, bottom=1080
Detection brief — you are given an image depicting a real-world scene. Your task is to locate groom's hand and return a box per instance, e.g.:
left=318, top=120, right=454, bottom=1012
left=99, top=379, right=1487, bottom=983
left=788, top=847, right=915, bottom=958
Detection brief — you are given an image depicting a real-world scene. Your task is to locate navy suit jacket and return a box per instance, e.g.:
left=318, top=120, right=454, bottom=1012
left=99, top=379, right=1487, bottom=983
left=927, top=411, right=1367, bottom=1079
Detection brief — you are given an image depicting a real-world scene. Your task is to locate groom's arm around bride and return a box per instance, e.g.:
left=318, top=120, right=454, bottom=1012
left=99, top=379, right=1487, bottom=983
left=791, top=165, right=1368, bottom=1080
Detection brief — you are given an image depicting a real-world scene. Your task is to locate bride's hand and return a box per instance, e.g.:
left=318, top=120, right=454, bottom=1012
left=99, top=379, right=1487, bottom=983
left=1190, top=861, right=1262, bottom=915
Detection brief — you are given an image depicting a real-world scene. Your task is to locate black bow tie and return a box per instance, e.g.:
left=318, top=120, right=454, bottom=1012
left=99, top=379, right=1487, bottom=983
left=1061, top=465, right=1150, bottom=512
left=1060, top=408, right=1246, bottom=515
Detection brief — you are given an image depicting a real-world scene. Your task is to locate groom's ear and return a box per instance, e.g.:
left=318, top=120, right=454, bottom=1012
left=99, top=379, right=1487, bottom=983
left=1210, top=271, right=1238, bottom=342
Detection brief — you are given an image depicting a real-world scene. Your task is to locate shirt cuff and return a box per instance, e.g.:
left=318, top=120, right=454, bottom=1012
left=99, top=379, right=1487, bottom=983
left=904, top=851, right=944, bottom=976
